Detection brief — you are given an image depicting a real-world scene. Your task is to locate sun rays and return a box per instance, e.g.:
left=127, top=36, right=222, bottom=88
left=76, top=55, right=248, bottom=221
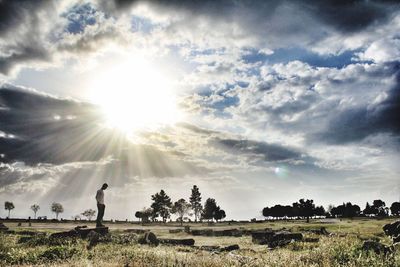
left=88, top=55, right=183, bottom=133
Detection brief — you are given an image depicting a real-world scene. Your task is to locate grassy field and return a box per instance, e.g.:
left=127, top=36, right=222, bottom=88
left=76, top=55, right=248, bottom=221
left=0, top=218, right=399, bottom=266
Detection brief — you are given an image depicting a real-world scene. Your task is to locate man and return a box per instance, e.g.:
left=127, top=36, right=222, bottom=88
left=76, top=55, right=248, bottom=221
left=95, top=183, right=108, bottom=227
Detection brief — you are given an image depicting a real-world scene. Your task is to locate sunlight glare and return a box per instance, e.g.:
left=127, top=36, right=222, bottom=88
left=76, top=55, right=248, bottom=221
left=89, top=56, right=181, bottom=132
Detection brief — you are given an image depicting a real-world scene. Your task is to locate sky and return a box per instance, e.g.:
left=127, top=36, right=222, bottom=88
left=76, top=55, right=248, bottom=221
left=0, top=0, right=400, bottom=220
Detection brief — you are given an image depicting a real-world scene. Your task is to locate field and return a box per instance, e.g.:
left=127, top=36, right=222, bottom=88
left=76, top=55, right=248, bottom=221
left=0, top=218, right=399, bottom=266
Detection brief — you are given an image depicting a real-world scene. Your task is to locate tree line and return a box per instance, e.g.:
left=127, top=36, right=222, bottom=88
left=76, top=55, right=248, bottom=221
left=262, top=199, right=400, bottom=221
left=135, top=185, right=226, bottom=224
left=3, top=201, right=96, bottom=221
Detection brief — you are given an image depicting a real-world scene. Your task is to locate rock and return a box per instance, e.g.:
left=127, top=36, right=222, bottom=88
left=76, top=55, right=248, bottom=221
left=362, top=241, right=392, bottom=255
left=199, top=245, right=220, bottom=251
left=220, top=244, right=240, bottom=252
left=138, top=232, right=159, bottom=246
left=17, top=222, right=22, bottom=226
left=190, top=229, right=213, bottom=236
left=383, top=220, right=400, bottom=245
left=169, top=229, right=184, bottom=234
left=184, top=226, right=191, bottom=233
left=159, top=238, right=195, bottom=246
left=50, top=229, right=80, bottom=239
left=0, top=222, right=9, bottom=231
left=76, top=227, right=108, bottom=238
left=87, top=230, right=101, bottom=249
left=251, top=230, right=303, bottom=248
left=74, top=225, right=88, bottom=231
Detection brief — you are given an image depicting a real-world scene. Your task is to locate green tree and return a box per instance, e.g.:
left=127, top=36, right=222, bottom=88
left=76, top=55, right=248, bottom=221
left=151, top=190, right=172, bottom=223
left=293, top=199, right=315, bottom=223
left=81, top=209, right=96, bottom=221
left=189, top=185, right=202, bottom=222
left=5, top=201, right=15, bottom=218
left=51, top=202, right=64, bottom=219
left=390, top=202, right=400, bottom=216
left=213, top=206, right=226, bottom=222
left=172, top=198, right=191, bottom=226
left=31, top=204, right=40, bottom=219
left=202, top=198, right=217, bottom=221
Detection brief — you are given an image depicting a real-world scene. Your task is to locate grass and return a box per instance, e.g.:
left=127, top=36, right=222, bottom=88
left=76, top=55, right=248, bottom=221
left=0, top=218, right=399, bottom=266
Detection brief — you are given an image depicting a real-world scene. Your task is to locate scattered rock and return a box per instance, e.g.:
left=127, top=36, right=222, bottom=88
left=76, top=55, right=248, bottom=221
left=87, top=230, right=101, bottom=249
left=184, top=226, right=191, bottom=233
left=169, top=229, right=184, bottom=234
left=251, top=230, right=303, bottom=248
left=191, top=229, right=214, bottom=236
left=138, top=232, right=159, bottom=246
left=159, top=238, right=195, bottom=246
left=0, top=222, right=9, bottom=231
left=76, top=227, right=108, bottom=238
left=383, top=220, right=400, bottom=244
left=50, top=229, right=80, bottom=239
left=199, top=245, right=220, bottom=251
left=220, top=244, right=240, bottom=252
left=362, top=240, right=392, bottom=255
left=49, top=227, right=108, bottom=239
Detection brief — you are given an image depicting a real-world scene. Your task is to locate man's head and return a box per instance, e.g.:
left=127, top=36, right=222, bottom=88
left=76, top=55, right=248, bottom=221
left=101, top=183, right=108, bottom=190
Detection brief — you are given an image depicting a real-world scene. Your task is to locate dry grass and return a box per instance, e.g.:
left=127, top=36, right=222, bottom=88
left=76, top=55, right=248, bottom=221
left=0, top=218, right=399, bottom=266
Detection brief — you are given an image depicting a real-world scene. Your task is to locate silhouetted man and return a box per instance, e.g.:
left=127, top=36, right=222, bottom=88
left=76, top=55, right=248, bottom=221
left=96, top=183, right=108, bottom=227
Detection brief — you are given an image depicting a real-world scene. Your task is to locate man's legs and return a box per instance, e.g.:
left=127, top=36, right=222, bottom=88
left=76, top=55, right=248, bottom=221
left=96, top=204, right=105, bottom=227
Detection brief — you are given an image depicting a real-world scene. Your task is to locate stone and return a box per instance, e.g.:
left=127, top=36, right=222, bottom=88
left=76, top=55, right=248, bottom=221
left=76, top=227, right=108, bottom=238
left=169, top=229, right=184, bottom=234
left=50, top=229, right=80, bottom=239
left=220, top=244, right=240, bottom=252
left=159, top=238, right=195, bottom=246
left=138, top=232, right=159, bottom=246
left=362, top=240, right=392, bottom=255
left=0, top=222, right=9, bottom=231
left=87, top=230, right=101, bottom=249
left=251, top=230, right=303, bottom=248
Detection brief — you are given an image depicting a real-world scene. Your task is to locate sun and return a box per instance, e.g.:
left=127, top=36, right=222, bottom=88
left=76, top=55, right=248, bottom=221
left=88, top=55, right=182, bottom=132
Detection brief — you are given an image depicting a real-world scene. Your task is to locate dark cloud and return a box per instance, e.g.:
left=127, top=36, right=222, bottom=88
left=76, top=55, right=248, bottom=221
left=211, top=137, right=301, bottom=162
left=0, top=0, right=55, bottom=74
left=101, top=0, right=399, bottom=33
left=0, top=85, right=207, bottom=178
left=315, top=62, right=400, bottom=144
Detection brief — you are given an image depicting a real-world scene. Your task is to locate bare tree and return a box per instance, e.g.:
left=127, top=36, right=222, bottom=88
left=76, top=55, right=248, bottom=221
left=81, top=209, right=96, bottom=221
left=51, top=202, right=64, bottom=219
left=5, top=201, right=15, bottom=218
left=31, top=204, right=40, bottom=219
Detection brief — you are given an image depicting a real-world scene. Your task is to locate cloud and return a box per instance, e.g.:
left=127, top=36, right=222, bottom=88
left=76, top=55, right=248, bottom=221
left=211, top=137, right=301, bottom=162
left=315, top=63, right=400, bottom=144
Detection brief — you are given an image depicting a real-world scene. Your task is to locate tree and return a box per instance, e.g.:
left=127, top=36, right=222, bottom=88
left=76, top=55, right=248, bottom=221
left=172, top=198, right=191, bottom=226
left=5, top=201, right=15, bottom=218
left=213, top=206, right=226, bottom=222
left=390, top=202, right=400, bottom=216
left=31, top=204, right=40, bottom=219
left=189, top=185, right=202, bottom=222
left=135, top=207, right=152, bottom=223
left=363, top=202, right=375, bottom=216
left=293, top=199, right=315, bottom=223
left=51, top=202, right=64, bottom=219
left=81, top=209, right=96, bottom=221
left=202, top=198, right=218, bottom=221
left=151, top=190, right=172, bottom=223
left=135, top=211, right=143, bottom=222
left=373, top=199, right=387, bottom=217
left=330, top=203, right=360, bottom=218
